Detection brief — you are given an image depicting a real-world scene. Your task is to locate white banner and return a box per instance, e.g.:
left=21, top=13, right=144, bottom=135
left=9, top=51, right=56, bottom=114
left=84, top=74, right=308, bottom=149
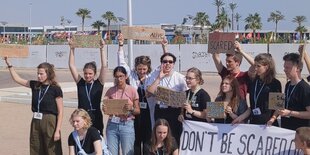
left=180, top=120, right=303, bottom=155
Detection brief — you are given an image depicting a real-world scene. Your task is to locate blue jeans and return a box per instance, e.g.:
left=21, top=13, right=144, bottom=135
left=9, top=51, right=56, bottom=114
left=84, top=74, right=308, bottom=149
left=106, top=119, right=135, bottom=155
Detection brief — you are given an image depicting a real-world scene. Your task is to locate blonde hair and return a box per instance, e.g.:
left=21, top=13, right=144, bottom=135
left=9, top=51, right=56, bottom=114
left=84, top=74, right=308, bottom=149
left=69, top=109, right=92, bottom=129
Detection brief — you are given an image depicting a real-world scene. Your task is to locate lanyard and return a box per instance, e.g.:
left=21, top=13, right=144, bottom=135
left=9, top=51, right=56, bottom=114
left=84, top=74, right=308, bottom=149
left=254, top=79, right=265, bottom=108
left=115, top=85, right=126, bottom=99
left=37, top=85, right=50, bottom=112
left=138, top=80, right=146, bottom=102
left=85, top=82, right=94, bottom=110
left=186, top=86, right=201, bottom=104
left=285, top=82, right=299, bottom=109
left=161, top=72, right=173, bottom=88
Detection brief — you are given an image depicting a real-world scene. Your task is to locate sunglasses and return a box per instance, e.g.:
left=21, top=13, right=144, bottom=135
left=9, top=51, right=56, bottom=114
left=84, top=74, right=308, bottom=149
left=162, top=60, right=174, bottom=64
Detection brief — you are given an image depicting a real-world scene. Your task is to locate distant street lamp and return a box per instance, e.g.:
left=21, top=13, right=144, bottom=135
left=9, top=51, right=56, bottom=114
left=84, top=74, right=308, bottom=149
left=29, top=2, right=32, bottom=44
left=0, top=21, right=8, bottom=43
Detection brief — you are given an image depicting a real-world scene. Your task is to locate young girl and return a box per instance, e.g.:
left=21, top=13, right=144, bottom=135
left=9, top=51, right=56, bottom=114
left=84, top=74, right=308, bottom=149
left=178, top=67, right=211, bottom=122
left=117, top=33, right=167, bottom=155
left=143, top=119, right=178, bottom=155
left=68, top=38, right=107, bottom=135
left=102, top=66, right=140, bottom=155
left=4, top=57, right=63, bottom=155
left=212, top=75, right=248, bottom=124
left=249, top=53, right=282, bottom=125
left=68, top=109, right=102, bottom=155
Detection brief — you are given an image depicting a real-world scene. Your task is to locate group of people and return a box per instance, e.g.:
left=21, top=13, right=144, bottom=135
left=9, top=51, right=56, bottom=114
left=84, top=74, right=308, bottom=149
left=3, top=34, right=310, bottom=155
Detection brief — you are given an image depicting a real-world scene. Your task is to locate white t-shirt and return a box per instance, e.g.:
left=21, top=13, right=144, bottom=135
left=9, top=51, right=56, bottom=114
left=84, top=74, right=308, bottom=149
left=145, top=69, right=188, bottom=127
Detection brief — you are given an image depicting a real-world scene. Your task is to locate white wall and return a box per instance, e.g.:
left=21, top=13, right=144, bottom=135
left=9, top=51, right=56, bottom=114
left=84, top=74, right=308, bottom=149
left=1, top=44, right=309, bottom=75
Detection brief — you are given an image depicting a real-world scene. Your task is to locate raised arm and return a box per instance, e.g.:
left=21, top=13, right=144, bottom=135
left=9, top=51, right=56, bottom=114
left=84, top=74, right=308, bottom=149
left=4, top=56, right=29, bottom=87
left=117, top=33, right=130, bottom=72
left=68, top=39, right=81, bottom=83
left=98, top=39, right=107, bottom=85
left=234, top=41, right=255, bottom=66
left=212, top=52, right=224, bottom=73
left=161, top=36, right=168, bottom=54
left=299, top=44, right=310, bottom=73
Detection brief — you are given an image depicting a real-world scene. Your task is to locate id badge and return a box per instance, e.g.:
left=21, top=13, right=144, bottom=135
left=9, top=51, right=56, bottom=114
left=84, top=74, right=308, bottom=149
left=140, top=102, right=147, bottom=109
left=111, top=116, right=120, bottom=124
left=252, top=108, right=262, bottom=115
left=159, top=102, right=168, bottom=109
left=33, top=112, right=43, bottom=120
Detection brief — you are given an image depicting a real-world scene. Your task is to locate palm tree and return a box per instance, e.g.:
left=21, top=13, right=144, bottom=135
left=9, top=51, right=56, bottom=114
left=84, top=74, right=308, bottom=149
left=244, top=13, right=262, bottom=43
left=213, top=0, right=225, bottom=18
left=292, top=16, right=307, bottom=41
left=229, top=2, right=237, bottom=30
left=76, top=8, right=91, bottom=32
left=193, top=12, right=210, bottom=42
left=91, top=20, right=106, bottom=35
left=102, top=11, right=118, bottom=40
left=235, top=13, right=241, bottom=30
left=292, top=15, right=307, bottom=27
left=216, top=8, right=231, bottom=32
left=267, top=11, right=285, bottom=41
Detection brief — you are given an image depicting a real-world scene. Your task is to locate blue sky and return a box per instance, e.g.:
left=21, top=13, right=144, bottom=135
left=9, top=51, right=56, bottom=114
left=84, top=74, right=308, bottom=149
left=1, top=0, right=309, bottom=31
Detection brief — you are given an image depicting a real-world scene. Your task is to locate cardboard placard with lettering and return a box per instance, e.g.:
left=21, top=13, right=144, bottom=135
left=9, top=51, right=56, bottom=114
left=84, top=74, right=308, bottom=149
left=72, top=35, right=101, bottom=48
left=103, top=99, right=128, bottom=115
left=155, top=86, right=186, bottom=107
left=121, top=26, right=165, bottom=41
left=207, top=101, right=228, bottom=118
left=268, top=92, right=285, bottom=110
left=0, top=44, right=29, bottom=57
left=208, top=32, right=235, bottom=54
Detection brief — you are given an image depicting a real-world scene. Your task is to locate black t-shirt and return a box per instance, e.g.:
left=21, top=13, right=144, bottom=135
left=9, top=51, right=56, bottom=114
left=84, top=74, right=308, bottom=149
left=68, top=127, right=101, bottom=154
left=282, top=79, right=310, bottom=130
left=77, top=78, right=103, bottom=112
left=248, top=78, right=282, bottom=125
left=30, top=80, right=63, bottom=115
left=143, top=137, right=178, bottom=155
left=214, top=96, right=248, bottom=123
left=183, top=88, right=211, bottom=122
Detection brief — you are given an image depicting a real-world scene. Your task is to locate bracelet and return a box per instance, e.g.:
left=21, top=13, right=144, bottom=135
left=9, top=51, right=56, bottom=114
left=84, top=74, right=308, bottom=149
left=7, top=65, right=13, bottom=68
left=119, top=44, right=123, bottom=46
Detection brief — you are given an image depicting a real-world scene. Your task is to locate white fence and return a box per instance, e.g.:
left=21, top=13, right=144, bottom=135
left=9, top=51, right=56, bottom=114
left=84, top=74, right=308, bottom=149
left=1, top=44, right=309, bottom=74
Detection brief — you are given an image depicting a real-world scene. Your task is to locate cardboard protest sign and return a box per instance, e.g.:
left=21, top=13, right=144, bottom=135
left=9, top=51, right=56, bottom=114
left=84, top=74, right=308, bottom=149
left=72, top=35, right=101, bottom=48
left=268, top=92, right=285, bottom=110
left=0, top=44, right=29, bottom=57
left=103, top=99, right=128, bottom=115
left=121, top=26, right=165, bottom=41
left=155, top=86, right=186, bottom=107
left=208, top=32, right=235, bottom=54
left=206, top=101, right=227, bottom=118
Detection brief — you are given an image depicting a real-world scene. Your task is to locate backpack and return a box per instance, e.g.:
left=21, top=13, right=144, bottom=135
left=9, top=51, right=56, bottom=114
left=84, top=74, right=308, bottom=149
left=72, top=130, right=112, bottom=155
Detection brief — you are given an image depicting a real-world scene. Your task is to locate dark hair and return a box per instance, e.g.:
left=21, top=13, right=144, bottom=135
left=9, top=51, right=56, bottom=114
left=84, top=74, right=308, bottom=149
left=36, top=62, right=59, bottom=87
left=187, top=67, right=204, bottom=85
left=283, top=53, right=303, bottom=71
left=160, top=53, right=176, bottom=63
left=254, top=53, right=276, bottom=84
left=135, top=55, right=152, bottom=74
left=218, top=75, right=240, bottom=113
left=83, top=61, right=97, bottom=75
left=226, top=52, right=243, bottom=64
left=150, top=119, right=174, bottom=154
left=113, top=66, right=130, bottom=85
